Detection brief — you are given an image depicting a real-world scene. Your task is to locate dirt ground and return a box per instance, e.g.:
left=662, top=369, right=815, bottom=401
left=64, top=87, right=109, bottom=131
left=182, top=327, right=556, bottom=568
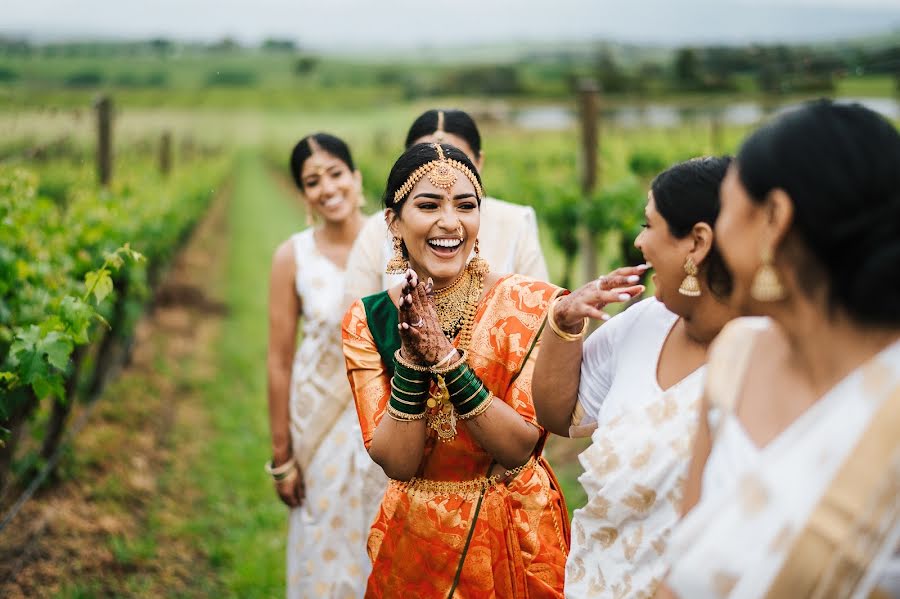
left=0, top=192, right=230, bottom=598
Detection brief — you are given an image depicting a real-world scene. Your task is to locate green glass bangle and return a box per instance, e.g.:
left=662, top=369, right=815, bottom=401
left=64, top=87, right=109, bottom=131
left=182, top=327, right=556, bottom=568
left=452, top=381, right=488, bottom=410
left=391, top=379, right=429, bottom=397
left=389, top=395, right=427, bottom=415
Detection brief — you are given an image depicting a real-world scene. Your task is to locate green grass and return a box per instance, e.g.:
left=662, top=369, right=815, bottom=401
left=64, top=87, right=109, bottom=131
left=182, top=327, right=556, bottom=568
left=184, top=150, right=304, bottom=596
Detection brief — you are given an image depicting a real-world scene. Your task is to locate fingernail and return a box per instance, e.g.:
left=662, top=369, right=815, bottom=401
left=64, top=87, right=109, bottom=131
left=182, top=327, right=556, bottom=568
left=427, top=277, right=433, bottom=286
left=618, top=293, right=631, bottom=301
left=601, top=313, right=611, bottom=321
left=639, top=263, right=651, bottom=270
left=627, top=275, right=639, bottom=283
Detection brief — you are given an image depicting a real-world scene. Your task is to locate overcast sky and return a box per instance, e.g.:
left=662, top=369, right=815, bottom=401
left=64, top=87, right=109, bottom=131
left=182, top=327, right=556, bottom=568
left=4, top=0, right=900, bottom=50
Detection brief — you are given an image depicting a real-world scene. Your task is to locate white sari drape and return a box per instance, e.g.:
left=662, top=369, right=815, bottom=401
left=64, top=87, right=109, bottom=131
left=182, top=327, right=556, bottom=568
left=666, top=319, right=900, bottom=599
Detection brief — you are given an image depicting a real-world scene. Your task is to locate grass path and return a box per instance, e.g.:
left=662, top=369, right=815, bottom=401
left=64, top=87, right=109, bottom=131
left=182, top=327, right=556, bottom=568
left=185, top=150, right=305, bottom=596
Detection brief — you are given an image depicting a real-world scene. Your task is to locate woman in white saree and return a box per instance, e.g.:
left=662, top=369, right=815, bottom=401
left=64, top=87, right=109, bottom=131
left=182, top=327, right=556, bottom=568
left=661, top=100, right=900, bottom=598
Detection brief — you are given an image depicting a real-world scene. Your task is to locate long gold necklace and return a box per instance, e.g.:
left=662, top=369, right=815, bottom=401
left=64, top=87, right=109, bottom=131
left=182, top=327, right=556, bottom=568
left=432, top=268, right=474, bottom=340
left=426, top=261, right=486, bottom=441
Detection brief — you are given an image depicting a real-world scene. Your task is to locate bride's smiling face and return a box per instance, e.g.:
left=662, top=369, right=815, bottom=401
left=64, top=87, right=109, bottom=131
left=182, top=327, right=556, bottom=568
left=388, top=171, right=480, bottom=289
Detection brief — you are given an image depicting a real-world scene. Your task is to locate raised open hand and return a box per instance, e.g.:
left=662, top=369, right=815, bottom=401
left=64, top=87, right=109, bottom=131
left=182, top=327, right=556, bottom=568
left=397, top=270, right=456, bottom=366
left=553, top=264, right=650, bottom=333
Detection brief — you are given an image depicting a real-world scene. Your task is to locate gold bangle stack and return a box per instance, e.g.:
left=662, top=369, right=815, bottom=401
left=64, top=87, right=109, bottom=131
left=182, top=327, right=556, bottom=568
left=547, top=296, right=588, bottom=342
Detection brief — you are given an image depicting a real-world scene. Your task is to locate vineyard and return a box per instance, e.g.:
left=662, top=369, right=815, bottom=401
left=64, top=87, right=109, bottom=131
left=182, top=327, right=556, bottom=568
left=1, top=47, right=898, bottom=593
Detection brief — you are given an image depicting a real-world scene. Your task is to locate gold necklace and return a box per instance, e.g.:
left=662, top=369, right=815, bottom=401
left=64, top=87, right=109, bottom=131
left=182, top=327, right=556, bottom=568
left=426, top=261, right=486, bottom=442
left=433, top=268, right=474, bottom=340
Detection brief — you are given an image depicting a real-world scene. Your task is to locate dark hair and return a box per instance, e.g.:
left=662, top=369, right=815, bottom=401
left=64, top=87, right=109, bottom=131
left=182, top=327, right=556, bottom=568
left=736, top=99, right=900, bottom=326
left=652, top=155, right=734, bottom=298
left=289, top=133, right=355, bottom=191
left=383, top=143, right=484, bottom=212
left=404, top=109, right=482, bottom=157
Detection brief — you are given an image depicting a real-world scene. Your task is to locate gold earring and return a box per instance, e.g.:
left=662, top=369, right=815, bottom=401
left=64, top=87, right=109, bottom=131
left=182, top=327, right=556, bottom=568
left=750, top=247, right=786, bottom=302
left=385, top=236, right=409, bottom=274
left=678, top=257, right=701, bottom=297
left=467, top=238, right=490, bottom=276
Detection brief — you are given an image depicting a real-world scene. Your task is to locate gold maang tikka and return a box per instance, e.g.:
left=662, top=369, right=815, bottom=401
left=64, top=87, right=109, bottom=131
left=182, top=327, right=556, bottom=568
left=392, top=144, right=483, bottom=206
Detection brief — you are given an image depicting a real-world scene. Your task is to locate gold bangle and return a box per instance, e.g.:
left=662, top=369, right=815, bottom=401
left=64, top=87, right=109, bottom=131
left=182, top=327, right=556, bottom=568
left=387, top=403, right=426, bottom=421
left=547, top=296, right=587, bottom=342
left=394, top=349, right=432, bottom=373
left=458, top=392, right=495, bottom=420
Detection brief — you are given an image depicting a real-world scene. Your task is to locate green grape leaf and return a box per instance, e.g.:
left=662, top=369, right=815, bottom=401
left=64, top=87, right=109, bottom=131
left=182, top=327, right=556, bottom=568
left=60, top=296, right=93, bottom=343
left=85, top=268, right=113, bottom=304
left=105, top=251, right=124, bottom=270
left=40, top=331, right=73, bottom=372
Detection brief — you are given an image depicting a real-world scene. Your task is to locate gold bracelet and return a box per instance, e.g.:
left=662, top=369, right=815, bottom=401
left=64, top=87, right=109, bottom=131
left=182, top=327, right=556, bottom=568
left=547, top=296, right=587, bottom=342
left=458, top=392, right=495, bottom=420
left=387, top=403, right=426, bottom=421
left=394, top=349, right=432, bottom=373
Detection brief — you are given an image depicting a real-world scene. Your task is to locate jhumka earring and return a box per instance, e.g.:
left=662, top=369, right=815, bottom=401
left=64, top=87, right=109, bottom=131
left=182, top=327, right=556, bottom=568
left=467, top=238, right=490, bottom=276
left=678, top=257, right=701, bottom=297
left=750, top=247, right=786, bottom=302
left=385, top=236, right=409, bottom=274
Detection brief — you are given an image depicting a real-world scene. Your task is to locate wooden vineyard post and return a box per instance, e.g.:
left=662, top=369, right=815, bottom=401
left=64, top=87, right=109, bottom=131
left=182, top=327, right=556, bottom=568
left=95, top=95, right=113, bottom=186
left=577, top=80, right=600, bottom=288
left=160, top=130, right=172, bottom=176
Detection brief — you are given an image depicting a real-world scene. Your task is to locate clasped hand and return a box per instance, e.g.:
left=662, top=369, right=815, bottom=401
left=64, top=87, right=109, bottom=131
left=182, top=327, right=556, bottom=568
left=397, top=269, right=456, bottom=366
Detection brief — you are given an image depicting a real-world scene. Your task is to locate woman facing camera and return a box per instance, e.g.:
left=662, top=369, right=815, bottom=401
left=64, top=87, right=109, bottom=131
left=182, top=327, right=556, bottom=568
left=342, top=108, right=548, bottom=307
left=342, top=143, right=568, bottom=597
left=663, top=100, right=900, bottom=598
left=266, top=133, right=386, bottom=598
left=532, top=157, right=736, bottom=598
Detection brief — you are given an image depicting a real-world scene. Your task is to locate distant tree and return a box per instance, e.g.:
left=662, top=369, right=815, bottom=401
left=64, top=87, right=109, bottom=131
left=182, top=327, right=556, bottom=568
left=673, top=47, right=702, bottom=90
left=64, top=70, right=105, bottom=88
left=594, top=49, right=630, bottom=93
left=149, top=38, right=173, bottom=56
left=209, top=37, right=240, bottom=52
left=262, top=38, right=296, bottom=52
left=206, top=69, right=257, bottom=87
left=294, top=55, right=319, bottom=75
left=0, top=67, right=19, bottom=83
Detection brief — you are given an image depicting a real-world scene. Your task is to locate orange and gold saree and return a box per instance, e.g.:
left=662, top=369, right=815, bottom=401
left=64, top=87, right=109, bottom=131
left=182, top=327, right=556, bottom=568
left=342, top=274, right=569, bottom=598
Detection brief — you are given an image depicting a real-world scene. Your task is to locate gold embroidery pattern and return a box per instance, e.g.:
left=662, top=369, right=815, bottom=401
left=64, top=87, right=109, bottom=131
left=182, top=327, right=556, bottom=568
left=622, top=484, right=657, bottom=515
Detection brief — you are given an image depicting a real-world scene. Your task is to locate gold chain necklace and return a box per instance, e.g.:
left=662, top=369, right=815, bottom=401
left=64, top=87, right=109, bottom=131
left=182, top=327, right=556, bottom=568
left=426, top=262, right=485, bottom=442
left=433, top=268, right=475, bottom=340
